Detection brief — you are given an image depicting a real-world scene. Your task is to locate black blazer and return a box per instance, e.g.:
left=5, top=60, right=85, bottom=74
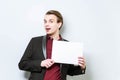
left=18, top=35, right=85, bottom=80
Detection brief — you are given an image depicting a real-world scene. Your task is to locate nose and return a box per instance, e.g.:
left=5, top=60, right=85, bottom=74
left=44, top=22, right=49, bottom=28
left=45, top=24, right=49, bottom=28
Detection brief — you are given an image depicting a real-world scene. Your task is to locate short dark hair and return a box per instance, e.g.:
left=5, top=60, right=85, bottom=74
left=45, top=10, right=63, bottom=30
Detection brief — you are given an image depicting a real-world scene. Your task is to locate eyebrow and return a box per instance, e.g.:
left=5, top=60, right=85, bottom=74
left=49, top=19, right=54, bottom=21
left=44, top=19, right=55, bottom=21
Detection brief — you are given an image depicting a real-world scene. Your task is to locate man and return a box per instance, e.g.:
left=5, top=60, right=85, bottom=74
left=18, top=10, right=86, bottom=80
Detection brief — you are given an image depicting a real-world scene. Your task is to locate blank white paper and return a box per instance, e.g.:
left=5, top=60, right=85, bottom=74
left=52, top=40, right=83, bottom=65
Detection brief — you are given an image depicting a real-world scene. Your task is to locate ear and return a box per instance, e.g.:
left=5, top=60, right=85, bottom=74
left=58, top=22, right=62, bottom=29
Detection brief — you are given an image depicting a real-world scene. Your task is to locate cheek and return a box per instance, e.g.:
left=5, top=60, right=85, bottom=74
left=51, top=24, right=58, bottom=30
left=51, top=27, right=57, bottom=32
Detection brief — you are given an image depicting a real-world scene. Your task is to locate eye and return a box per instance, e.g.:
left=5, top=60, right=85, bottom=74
left=50, top=20, right=54, bottom=23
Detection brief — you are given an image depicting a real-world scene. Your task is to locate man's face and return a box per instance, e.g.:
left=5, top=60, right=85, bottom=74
left=44, top=14, right=61, bottom=35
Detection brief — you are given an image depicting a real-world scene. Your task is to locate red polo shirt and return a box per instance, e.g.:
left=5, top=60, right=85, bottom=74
left=44, top=35, right=61, bottom=80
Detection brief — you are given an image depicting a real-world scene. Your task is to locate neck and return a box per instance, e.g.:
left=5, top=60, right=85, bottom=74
left=48, top=33, right=60, bottom=40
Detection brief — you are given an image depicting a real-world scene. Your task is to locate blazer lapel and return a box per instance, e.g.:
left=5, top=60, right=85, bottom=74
left=42, top=35, right=47, bottom=59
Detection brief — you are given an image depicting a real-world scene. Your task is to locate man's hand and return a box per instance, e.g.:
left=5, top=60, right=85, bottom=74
left=78, top=57, right=86, bottom=69
left=41, top=59, right=54, bottom=68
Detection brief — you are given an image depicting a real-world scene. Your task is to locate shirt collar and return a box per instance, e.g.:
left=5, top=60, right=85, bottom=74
left=46, top=34, right=62, bottom=40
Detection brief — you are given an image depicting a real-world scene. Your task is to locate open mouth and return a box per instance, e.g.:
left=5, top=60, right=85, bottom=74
left=46, top=28, right=51, bottom=31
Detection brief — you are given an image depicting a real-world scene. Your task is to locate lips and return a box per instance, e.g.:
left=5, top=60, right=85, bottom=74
left=46, top=28, right=51, bottom=31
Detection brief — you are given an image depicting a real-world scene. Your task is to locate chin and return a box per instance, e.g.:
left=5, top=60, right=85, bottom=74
left=46, top=32, right=52, bottom=35
left=46, top=32, right=54, bottom=36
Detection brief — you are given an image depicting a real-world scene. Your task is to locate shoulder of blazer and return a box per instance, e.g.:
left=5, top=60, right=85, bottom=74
left=28, top=36, right=45, bottom=45
left=30, top=35, right=45, bottom=42
left=32, top=36, right=43, bottom=39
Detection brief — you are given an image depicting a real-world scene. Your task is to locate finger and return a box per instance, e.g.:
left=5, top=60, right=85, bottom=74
left=46, top=64, right=50, bottom=68
left=78, top=61, right=86, bottom=69
left=78, top=60, right=85, bottom=63
left=78, top=61, right=85, bottom=66
left=78, top=58, right=84, bottom=62
left=45, top=60, right=54, bottom=68
left=78, top=63, right=85, bottom=68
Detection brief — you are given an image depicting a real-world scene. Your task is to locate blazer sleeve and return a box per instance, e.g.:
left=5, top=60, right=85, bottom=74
left=67, top=64, right=86, bottom=76
left=18, top=38, right=42, bottom=72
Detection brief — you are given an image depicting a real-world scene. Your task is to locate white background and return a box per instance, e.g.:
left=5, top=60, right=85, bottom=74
left=0, top=0, right=120, bottom=80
